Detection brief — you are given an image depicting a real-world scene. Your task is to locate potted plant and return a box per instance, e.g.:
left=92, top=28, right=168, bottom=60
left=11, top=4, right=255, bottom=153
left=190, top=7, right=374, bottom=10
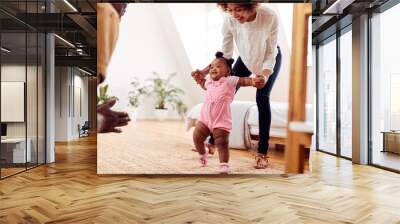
left=171, top=98, right=188, bottom=120
left=97, top=84, right=118, bottom=105
left=127, top=78, right=147, bottom=120
left=146, top=72, right=187, bottom=121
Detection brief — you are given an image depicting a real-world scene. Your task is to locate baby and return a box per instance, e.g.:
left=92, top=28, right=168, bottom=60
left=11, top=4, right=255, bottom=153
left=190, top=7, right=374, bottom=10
left=193, top=52, right=261, bottom=174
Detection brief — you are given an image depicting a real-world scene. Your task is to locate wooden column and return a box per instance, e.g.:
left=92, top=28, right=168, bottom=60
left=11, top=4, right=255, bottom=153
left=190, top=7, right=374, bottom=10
left=285, top=4, right=312, bottom=173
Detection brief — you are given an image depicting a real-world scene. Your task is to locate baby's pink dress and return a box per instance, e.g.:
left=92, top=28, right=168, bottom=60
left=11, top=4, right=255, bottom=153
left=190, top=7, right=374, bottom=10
left=199, top=76, right=239, bottom=132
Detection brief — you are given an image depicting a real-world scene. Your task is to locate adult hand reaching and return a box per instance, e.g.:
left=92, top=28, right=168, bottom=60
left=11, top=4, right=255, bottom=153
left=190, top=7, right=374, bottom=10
left=253, top=74, right=266, bottom=89
left=97, top=99, right=130, bottom=133
left=261, top=68, right=272, bottom=78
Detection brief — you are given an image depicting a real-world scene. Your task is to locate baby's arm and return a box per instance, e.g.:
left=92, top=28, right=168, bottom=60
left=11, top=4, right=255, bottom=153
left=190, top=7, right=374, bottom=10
left=198, top=77, right=207, bottom=90
left=237, top=77, right=256, bottom=87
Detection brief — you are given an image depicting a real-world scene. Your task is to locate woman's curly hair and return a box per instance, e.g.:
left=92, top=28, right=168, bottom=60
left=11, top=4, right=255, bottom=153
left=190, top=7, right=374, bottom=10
left=217, top=3, right=259, bottom=12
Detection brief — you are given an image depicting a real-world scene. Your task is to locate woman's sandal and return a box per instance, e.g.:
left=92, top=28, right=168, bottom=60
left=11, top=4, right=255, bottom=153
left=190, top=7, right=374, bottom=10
left=254, top=154, right=269, bottom=169
left=199, top=152, right=209, bottom=167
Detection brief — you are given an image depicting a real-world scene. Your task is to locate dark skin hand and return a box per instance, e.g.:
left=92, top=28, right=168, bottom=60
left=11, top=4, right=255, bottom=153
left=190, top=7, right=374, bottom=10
left=97, top=99, right=130, bottom=133
left=191, top=66, right=267, bottom=89
left=253, top=74, right=266, bottom=89
left=191, top=71, right=265, bottom=89
left=191, top=69, right=206, bottom=85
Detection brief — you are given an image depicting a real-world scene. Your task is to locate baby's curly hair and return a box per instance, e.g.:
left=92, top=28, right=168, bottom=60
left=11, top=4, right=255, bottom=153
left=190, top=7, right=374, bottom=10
left=217, top=3, right=259, bottom=12
left=214, top=52, right=234, bottom=73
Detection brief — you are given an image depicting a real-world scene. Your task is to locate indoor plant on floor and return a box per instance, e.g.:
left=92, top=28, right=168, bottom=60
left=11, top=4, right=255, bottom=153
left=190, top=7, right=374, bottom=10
left=146, top=72, right=187, bottom=121
left=127, top=77, right=147, bottom=120
left=97, top=84, right=118, bottom=105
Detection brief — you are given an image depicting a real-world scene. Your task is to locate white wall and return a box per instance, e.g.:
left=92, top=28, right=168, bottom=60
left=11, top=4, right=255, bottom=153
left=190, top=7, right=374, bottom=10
left=1, top=82, right=24, bottom=122
left=55, top=67, right=69, bottom=141
left=1, top=64, right=46, bottom=163
left=72, top=74, right=89, bottom=137
left=105, top=3, right=312, bottom=120
left=105, top=4, right=200, bottom=119
left=1, top=65, right=38, bottom=138
left=1, top=65, right=26, bottom=138
left=55, top=67, right=89, bottom=141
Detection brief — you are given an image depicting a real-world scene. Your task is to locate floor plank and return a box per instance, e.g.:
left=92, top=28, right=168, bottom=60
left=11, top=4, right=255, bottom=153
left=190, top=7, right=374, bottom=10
left=0, top=133, right=399, bottom=223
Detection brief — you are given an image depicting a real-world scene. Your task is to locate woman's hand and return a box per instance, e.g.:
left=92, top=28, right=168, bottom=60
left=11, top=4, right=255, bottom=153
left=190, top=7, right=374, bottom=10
left=97, top=99, right=130, bottom=133
left=253, top=69, right=272, bottom=89
left=253, top=75, right=266, bottom=89
left=261, top=68, right=273, bottom=78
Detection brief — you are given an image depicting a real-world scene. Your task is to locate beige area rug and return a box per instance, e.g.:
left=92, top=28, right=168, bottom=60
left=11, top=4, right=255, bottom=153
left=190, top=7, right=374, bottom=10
left=98, top=120, right=285, bottom=174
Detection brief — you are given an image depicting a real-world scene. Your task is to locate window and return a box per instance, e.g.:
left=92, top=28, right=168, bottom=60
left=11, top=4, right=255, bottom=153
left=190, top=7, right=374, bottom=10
left=370, top=2, right=400, bottom=171
left=339, top=28, right=352, bottom=158
left=317, top=36, right=337, bottom=155
left=0, top=1, right=46, bottom=179
left=390, top=74, right=400, bottom=130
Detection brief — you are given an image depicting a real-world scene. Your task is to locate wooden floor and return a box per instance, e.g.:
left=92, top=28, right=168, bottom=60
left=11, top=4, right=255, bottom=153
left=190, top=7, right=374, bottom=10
left=1, top=135, right=400, bottom=223
left=1, top=167, right=26, bottom=178
left=1, top=163, right=45, bottom=178
left=98, top=120, right=302, bottom=174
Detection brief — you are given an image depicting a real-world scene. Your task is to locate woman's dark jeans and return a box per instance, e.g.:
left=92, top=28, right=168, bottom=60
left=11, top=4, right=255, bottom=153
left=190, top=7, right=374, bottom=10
left=208, top=46, right=282, bottom=155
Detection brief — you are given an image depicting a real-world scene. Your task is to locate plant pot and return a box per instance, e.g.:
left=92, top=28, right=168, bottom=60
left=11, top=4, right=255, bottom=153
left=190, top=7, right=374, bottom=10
left=154, top=108, right=168, bottom=121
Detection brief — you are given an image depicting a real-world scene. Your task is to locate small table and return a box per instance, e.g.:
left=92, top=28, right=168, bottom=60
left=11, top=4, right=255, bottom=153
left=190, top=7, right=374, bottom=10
left=381, top=131, right=400, bottom=154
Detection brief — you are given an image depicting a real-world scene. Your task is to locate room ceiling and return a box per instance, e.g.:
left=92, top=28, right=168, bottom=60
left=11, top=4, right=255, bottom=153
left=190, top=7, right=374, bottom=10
left=312, top=0, right=391, bottom=44
left=0, top=0, right=96, bottom=74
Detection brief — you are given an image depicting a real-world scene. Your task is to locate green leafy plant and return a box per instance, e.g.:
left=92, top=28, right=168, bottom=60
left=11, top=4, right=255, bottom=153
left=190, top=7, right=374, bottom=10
left=127, top=78, right=148, bottom=108
left=146, top=72, right=187, bottom=118
left=172, top=100, right=188, bottom=120
left=97, top=84, right=118, bottom=105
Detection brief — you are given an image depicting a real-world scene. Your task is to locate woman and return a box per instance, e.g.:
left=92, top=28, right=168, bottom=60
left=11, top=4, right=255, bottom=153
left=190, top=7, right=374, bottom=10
left=192, top=3, right=282, bottom=169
